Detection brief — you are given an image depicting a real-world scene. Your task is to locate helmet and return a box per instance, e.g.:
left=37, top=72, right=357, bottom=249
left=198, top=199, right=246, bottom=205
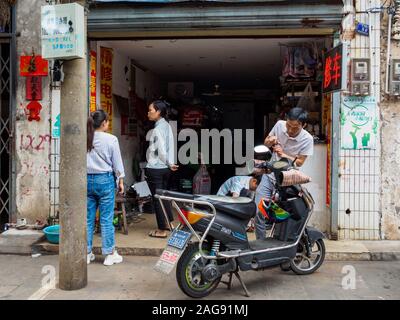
left=258, top=198, right=291, bottom=223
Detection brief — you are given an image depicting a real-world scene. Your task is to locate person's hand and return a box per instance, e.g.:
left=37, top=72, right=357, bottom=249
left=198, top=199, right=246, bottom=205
left=273, top=145, right=284, bottom=157
left=169, top=164, right=179, bottom=171
left=118, top=180, right=124, bottom=195
left=264, top=135, right=278, bottom=148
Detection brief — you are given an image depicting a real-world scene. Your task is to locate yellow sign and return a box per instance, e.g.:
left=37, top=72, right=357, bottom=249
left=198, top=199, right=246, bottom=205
left=89, top=50, right=97, bottom=113
left=100, top=47, right=113, bottom=132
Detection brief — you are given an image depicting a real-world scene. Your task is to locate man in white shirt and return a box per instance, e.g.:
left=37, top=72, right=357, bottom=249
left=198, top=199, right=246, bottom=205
left=255, top=107, right=313, bottom=240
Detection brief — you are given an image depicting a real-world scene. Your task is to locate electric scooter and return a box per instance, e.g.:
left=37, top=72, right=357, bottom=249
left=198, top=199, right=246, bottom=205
left=154, top=145, right=325, bottom=298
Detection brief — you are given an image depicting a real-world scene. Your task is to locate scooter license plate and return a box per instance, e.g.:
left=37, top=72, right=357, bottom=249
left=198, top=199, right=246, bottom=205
left=154, top=229, right=191, bottom=275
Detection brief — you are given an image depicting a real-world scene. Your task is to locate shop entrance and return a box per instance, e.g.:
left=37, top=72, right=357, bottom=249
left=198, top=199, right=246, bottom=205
left=91, top=36, right=333, bottom=235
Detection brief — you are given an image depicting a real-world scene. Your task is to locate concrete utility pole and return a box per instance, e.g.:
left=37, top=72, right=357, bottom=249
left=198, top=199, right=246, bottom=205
left=59, top=0, right=88, bottom=290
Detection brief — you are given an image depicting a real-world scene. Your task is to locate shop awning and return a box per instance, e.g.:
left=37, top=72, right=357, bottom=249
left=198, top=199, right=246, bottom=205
left=88, top=1, right=343, bottom=39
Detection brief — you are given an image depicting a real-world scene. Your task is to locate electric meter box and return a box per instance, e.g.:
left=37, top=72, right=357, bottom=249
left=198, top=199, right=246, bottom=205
left=41, top=3, right=85, bottom=60
left=351, top=58, right=370, bottom=96
left=390, top=59, right=400, bottom=96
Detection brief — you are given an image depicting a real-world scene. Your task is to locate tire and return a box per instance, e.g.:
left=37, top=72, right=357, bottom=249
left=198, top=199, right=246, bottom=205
left=176, top=243, right=221, bottom=298
left=290, top=238, right=325, bottom=275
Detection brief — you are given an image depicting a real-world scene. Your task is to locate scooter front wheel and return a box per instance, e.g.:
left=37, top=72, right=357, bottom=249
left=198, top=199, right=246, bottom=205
left=290, top=238, right=325, bottom=275
left=176, top=243, right=221, bottom=298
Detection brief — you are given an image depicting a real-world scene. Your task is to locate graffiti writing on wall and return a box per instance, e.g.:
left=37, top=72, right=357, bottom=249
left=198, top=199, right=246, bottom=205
left=20, top=134, right=51, bottom=152
left=21, top=161, right=50, bottom=176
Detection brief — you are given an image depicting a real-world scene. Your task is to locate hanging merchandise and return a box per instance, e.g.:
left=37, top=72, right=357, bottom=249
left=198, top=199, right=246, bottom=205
left=192, top=165, right=211, bottom=195
left=296, top=82, right=317, bottom=112
left=281, top=44, right=318, bottom=79
left=296, top=47, right=317, bottom=78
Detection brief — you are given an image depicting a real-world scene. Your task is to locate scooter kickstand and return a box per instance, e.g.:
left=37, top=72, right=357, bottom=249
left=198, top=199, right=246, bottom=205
left=234, top=271, right=251, bottom=297
left=221, top=272, right=234, bottom=290
left=222, top=271, right=250, bottom=297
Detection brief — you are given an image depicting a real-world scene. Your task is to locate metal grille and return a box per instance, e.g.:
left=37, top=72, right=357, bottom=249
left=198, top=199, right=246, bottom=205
left=338, top=148, right=380, bottom=239
left=49, top=137, right=60, bottom=223
left=0, top=41, right=11, bottom=228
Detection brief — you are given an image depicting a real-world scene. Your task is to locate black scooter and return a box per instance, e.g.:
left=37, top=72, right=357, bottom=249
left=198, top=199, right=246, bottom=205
left=154, top=145, right=325, bottom=298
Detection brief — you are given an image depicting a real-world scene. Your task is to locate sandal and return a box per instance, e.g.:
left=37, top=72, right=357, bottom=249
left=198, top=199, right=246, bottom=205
left=148, top=230, right=168, bottom=238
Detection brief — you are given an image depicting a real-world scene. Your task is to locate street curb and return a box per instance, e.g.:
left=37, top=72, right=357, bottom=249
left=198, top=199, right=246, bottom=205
left=92, top=246, right=163, bottom=257
left=28, top=242, right=400, bottom=261
left=325, top=252, right=400, bottom=261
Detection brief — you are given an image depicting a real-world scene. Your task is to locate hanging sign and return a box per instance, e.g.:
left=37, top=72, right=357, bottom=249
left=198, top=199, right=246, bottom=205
left=41, top=3, right=85, bottom=59
left=340, top=96, right=378, bottom=150
left=90, top=50, right=97, bottom=113
left=323, top=44, right=344, bottom=93
left=355, top=22, right=369, bottom=36
left=20, top=55, right=49, bottom=76
left=100, top=47, right=113, bottom=132
left=26, top=76, right=43, bottom=101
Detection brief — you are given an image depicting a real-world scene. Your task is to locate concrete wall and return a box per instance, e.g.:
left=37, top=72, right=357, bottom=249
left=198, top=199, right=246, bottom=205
left=302, top=144, right=330, bottom=235
left=15, top=0, right=51, bottom=224
left=380, top=6, right=400, bottom=240
left=135, top=65, right=165, bottom=103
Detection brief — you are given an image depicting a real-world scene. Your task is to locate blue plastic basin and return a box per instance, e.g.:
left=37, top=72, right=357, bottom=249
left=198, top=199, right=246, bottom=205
left=43, top=225, right=60, bottom=244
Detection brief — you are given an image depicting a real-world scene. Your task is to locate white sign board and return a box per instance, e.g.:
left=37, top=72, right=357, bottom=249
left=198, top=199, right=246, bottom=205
left=41, top=3, right=85, bottom=60
left=340, top=96, right=378, bottom=150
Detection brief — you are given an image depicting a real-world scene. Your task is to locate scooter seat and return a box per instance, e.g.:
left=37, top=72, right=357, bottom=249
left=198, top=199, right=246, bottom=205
left=198, top=195, right=253, bottom=204
left=155, top=189, right=195, bottom=200
left=155, top=190, right=256, bottom=220
left=198, top=195, right=256, bottom=220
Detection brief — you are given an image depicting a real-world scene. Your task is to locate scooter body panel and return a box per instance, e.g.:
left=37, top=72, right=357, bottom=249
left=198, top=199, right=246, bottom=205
left=193, top=211, right=250, bottom=250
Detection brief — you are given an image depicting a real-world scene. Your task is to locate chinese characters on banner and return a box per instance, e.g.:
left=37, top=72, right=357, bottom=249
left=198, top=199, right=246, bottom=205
left=90, top=50, right=97, bottom=113
left=340, top=96, right=377, bottom=150
left=323, top=44, right=343, bottom=93
left=100, top=47, right=113, bottom=132
left=322, top=94, right=332, bottom=207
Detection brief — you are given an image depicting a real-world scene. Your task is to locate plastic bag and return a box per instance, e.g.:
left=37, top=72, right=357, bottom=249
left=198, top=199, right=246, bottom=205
left=193, top=165, right=211, bottom=195
left=296, top=82, right=317, bottom=111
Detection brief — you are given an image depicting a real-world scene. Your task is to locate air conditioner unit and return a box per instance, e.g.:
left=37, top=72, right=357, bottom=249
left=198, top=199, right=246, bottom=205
left=168, top=82, right=194, bottom=99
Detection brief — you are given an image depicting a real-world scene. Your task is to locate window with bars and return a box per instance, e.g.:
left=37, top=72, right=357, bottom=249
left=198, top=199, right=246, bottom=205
left=0, top=41, right=11, bottom=230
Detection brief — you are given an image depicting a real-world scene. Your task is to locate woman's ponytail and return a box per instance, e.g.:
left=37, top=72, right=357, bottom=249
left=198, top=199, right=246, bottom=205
left=87, top=115, right=95, bottom=152
left=87, top=110, right=109, bottom=152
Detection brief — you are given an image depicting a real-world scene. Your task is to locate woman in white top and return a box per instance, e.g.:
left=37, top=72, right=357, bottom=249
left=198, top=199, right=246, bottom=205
left=86, top=110, right=125, bottom=266
left=146, top=100, right=179, bottom=238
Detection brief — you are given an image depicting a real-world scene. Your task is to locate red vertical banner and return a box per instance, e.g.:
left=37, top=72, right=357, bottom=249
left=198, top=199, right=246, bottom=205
left=89, top=50, right=97, bottom=113
left=100, top=47, right=113, bottom=132
left=323, top=94, right=332, bottom=207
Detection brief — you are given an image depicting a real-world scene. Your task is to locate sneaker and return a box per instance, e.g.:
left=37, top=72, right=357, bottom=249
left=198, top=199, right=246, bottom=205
left=103, top=250, right=123, bottom=266
left=87, top=252, right=95, bottom=264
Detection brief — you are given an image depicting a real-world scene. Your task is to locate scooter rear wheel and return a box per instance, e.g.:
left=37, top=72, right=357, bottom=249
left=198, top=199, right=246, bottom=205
left=290, top=238, right=325, bottom=275
left=176, top=243, right=222, bottom=298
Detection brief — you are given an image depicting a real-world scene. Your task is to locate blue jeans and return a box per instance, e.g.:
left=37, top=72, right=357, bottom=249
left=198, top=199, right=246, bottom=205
left=87, top=173, right=115, bottom=255
left=254, top=173, right=275, bottom=240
